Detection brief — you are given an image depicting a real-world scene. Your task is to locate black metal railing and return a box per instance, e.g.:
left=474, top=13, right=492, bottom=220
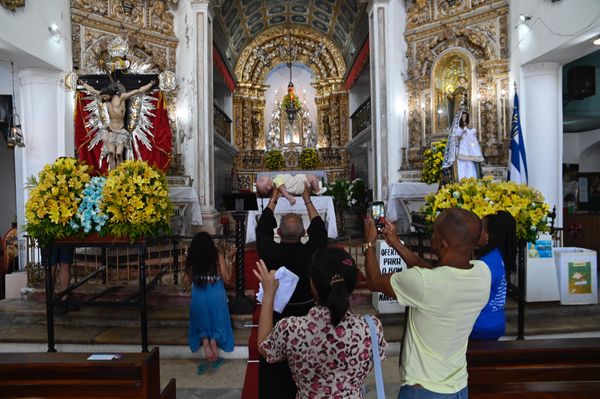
left=214, top=104, right=232, bottom=142
left=350, top=97, right=371, bottom=139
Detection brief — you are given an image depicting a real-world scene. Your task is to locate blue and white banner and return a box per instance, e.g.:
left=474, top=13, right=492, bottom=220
left=508, top=92, right=528, bottom=184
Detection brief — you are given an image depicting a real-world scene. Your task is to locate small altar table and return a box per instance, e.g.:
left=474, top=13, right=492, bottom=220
left=245, top=196, right=337, bottom=243
left=386, top=182, right=438, bottom=233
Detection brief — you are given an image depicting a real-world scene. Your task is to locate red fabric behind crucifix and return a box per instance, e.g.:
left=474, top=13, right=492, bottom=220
left=74, top=91, right=172, bottom=175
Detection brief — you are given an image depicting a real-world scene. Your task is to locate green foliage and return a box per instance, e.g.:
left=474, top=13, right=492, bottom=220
left=298, top=148, right=320, bottom=169
left=264, top=150, right=285, bottom=170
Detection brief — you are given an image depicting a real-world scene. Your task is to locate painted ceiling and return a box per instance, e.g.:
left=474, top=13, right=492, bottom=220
left=214, top=0, right=368, bottom=71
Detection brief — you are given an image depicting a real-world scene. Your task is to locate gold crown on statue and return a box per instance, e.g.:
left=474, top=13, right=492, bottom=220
left=108, top=36, right=129, bottom=59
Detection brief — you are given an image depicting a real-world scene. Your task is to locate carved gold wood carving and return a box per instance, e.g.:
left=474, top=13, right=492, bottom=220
left=235, top=26, right=346, bottom=86
left=0, top=0, right=24, bottom=12
left=405, top=0, right=509, bottom=167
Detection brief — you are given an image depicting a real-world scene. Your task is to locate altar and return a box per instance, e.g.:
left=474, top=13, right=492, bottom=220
left=245, top=196, right=337, bottom=243
left=386, top=182, right=438, bottom=233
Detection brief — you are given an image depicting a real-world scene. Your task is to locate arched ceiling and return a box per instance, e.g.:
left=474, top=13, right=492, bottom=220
left=214, top=0, right=368, bottom=70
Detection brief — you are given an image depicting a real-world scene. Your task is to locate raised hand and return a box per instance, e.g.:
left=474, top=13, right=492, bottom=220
left=253, top=259, right=279, bottom=297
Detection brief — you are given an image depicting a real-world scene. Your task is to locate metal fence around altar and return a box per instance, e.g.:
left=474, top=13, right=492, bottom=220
left=24, top=234, right=368, bottom=291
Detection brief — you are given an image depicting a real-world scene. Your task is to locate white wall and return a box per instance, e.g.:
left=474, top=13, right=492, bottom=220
left=510, top=0, right=600, bottom=228
left=563, top=128, right=600, bottom=165
left=0, top=0, right=72, bottom=71
left=349, top=64, right=370, bottom=114
left=0, top=0, right=73, bottom=237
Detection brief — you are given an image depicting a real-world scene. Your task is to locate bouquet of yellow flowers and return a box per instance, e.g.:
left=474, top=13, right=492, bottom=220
left=421, top=140, right=446, bottom=184
left=422, top=176, right=551, bottom=242
left=101, top=160, right=172, bottom=240
left=264, top=150, right=285, bottom=170
left=25, top=158, right=91, bottom=245
left=298, top=148, right=319, bottom=169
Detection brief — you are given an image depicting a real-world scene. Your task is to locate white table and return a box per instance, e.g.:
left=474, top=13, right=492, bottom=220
left=245, top=196, right=337, bottom=243
left=386, top=182, right=438, bottom=233
left=169, top=186, right=203, bottom=235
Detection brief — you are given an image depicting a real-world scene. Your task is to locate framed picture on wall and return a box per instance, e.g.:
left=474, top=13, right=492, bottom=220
left=578, top=173, right=600, bottom=211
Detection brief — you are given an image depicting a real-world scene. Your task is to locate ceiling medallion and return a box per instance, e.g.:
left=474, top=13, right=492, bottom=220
left=0, top=0, right=25, bottom=12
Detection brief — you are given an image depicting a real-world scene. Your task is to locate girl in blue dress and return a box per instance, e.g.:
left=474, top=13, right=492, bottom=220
left=471, top=211, right=517, bottom=340
left=186, top=232, right=234, bottom=373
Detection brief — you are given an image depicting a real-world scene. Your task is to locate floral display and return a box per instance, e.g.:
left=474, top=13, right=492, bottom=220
left=264, top=150, right=285, bottom=170
left=25, top=158, right=91, bottom=245
left=298, top=148, right=319, bottom=169
left=327, top=179, right=350, bottom=208
left=347, top=178, right=368, bottom=210
left=70, top=176, right=108, bottom=234
left=281, top=87, right=302, bottom=112
left=421, top=140, right=446, bottom=184
left=422, top=176, right=551, bottom=242
left=101, top=160, right=172, bottom=240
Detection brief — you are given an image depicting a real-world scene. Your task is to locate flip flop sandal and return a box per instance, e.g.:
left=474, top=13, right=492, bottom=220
left=211, top=358, right=224, bottom=369
left=196, top=362, right=207, bottom=375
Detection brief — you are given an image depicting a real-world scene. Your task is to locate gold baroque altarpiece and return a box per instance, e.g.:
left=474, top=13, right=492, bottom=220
left=70, top=0, right=180, bottom=172
left=405, top=0, right=510, bottom=167
left=233, top=26, right=350, bottom=190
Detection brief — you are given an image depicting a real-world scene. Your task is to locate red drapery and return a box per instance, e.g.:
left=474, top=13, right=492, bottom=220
left=344, top=38, right=370, bottom=91
left=74, top=91, right=172, bottom=174
left=213, top=46, right=235, bottom=93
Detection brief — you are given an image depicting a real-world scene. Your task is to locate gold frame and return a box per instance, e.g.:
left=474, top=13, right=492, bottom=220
left=431, top=49, right=474, bottom=135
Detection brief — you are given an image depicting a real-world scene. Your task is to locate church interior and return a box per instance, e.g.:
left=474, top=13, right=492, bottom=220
left=1, top=0, right=600, bottom=398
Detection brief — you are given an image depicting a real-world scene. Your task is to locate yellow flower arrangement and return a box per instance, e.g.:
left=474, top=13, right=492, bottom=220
left=298, top=148, right=319, bottom=169
left=101, top=160, right=172, bottom=240
left=264, top=150, right=285, bottom=170
left=421, top=140, right=446, bottom=184
left=422, top=176, right=551, bottom=242
left=25, top=158, right=91, bottom=245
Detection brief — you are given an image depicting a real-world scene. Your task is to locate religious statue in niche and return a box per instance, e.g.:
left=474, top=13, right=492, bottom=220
left=441, top=95, right=484, bottom=184
left=433, top=52, right=472, bottom=134
left=60, top=36, right=177, bottom=174
left=266, top=106, right=281, bottom=150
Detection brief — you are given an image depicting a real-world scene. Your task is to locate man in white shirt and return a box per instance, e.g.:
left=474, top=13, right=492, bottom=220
left=364, top=208, right=491, bottom=398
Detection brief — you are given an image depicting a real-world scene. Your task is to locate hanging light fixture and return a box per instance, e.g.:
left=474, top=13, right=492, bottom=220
left=7, top=62, right=24, bottom=148
left=280, top=28, right=301, bottom=125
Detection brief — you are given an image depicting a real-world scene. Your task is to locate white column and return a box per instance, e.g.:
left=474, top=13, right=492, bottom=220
left=367, top=0, right=408, bottom=201
left=15, top=68, right=73, bottom=231
left=177, top=0, right=221, bottom=233
left=522, top=63, right=562, bottom=227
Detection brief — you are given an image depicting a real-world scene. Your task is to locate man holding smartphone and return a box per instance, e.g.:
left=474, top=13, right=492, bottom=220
left=363, top=208, right=490, bottom=399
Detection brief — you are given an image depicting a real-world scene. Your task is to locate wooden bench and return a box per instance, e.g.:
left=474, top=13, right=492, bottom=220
left=0, top=347, right=175, bottom=399
left=467, top=338, right=600, bottom=398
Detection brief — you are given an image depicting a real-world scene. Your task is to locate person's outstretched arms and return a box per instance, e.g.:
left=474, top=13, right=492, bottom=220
left=302, top=182, right=318, bottom=220
left=253, top=259, right=279, bottom=358
left=122, top=80, right=156, bottom=100
left=364, top=218, right=396, bottom=298
left=78, top=80, right=100, bottom=96
left=382, top=219, right=432, bottom=269
left=278, top=184, right=296, bottom=206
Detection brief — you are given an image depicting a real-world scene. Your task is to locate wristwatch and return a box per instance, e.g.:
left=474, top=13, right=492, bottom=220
left=363, top=241, right=376, bottom=254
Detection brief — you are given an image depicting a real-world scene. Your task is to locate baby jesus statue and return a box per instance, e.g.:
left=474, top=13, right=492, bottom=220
left=256, top=173, right=327, bottom=205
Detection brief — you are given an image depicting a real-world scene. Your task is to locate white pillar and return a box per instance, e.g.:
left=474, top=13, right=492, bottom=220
left=367, top=0, right=408, bottom=201
left=522, top=62, right=562, bottom=227
left=15, top=68, right=73, bottom=232
left=176, top=0, right=221, bottom=234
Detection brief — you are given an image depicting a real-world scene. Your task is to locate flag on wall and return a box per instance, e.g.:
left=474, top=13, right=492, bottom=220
left=508, top=91, right=528, bottom=184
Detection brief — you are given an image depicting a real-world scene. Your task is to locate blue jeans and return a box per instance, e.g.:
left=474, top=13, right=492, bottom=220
left=398, top=385, right=468, bottom=399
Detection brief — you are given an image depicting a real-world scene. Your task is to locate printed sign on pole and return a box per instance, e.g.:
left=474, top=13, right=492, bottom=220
left=372, top=240, right=406, bottom=313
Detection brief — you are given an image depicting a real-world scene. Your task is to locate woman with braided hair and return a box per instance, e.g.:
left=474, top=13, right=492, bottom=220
left=470, top=211, right=517, bottom=340
left=254, top=248, right=387, bottom=398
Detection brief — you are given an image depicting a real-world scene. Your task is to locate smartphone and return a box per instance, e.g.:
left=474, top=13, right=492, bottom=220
left=372, top=201, right=385, bottom=232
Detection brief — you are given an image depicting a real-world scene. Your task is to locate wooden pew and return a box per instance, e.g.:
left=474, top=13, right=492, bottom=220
left=467, top=338, right=600, bottom=398
left=0, top=347, right=176, bottom=399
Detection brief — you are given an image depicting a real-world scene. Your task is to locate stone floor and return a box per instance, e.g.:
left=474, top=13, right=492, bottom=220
left=1, top=273, right=600, bottom=399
